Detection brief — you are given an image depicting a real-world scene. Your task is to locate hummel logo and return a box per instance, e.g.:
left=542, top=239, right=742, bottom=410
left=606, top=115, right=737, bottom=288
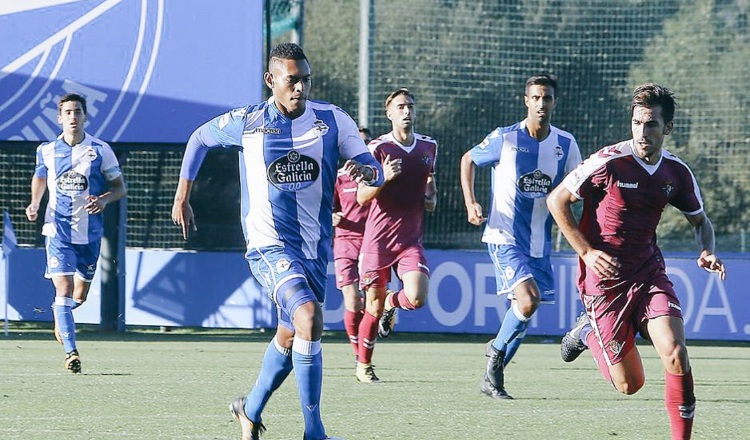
left=616, top=181, right=638, bottom=189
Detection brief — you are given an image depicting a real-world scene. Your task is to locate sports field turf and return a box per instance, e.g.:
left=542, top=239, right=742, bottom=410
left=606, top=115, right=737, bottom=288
left=1, top=323, right=748, bottom=439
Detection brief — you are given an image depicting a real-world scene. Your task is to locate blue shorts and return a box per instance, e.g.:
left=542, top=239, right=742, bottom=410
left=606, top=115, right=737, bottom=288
left=487, top=243, right=554, bottom=298
left=246, top=246, right=326, bottom=331
left=45, top=237, right=100, bottom=281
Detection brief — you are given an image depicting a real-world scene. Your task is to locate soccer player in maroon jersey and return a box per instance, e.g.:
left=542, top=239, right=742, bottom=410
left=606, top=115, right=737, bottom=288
left=355, top=88, right=438, bottom=382
left=547, top=83, right=727, bottom=440
left=331, top=127, right=374, bottom=358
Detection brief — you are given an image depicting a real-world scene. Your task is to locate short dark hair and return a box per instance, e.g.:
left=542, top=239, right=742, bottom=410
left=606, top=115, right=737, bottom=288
left=525, top=74, right=558, bottom=96
left=631, top=83, right=676, bottom=124
left=269, top=42, right=308, bottom=62
left=358, top=126, right=372, bottom=138
left=384, top=88, right=414, bottom=109
left=58, top=93, right=87, bottom=115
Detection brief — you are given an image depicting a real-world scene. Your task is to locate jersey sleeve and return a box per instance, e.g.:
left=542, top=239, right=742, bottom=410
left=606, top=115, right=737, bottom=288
left=100, top=143, right=122, bottom=181
left=564, top=137, right=583, bottom=174
left=469, top=128, right=502, bottom=168
left=669, top=162, right=704, bottom=215
left=563, top=148, right=611, bottom=199
left=335, top=108, right=370, bottom=160
left=33, top=144, right=46, bottom=178
left=207, top=107, right=248, bottom=147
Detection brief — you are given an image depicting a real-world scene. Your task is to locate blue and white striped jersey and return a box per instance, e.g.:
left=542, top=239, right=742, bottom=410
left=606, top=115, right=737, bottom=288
left=470, top=119, right=582, bottom=258
left=180, top=97, right=377, bottom=261
left=34, top=132, right=122, bottom=244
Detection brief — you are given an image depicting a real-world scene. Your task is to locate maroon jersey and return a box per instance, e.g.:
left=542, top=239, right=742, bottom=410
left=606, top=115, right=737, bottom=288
left=333, top=169, right=369, bottom=238
left=562, top=140, right=703, bottom=292
left=361, top=132, right=437, bottom=253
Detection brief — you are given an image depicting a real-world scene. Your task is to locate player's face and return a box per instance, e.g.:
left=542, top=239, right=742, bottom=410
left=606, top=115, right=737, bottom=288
left=631, top=104, right=673, bottom=164
left=266, top=57, right=311, bottom=119
left=57, top=100, right=86, bottom=138
left=524, top=85, right=556, bottom=124
left=386, top=94, right=416, bottom=131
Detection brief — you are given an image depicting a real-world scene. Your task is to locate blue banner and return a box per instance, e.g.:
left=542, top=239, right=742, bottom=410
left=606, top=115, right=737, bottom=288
left=3, top=248, right=748, bottom=341
left=0, top=0, right=262, bottom=143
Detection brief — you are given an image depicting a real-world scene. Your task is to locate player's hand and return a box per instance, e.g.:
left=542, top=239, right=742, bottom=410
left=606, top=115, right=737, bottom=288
left=382, top=154, right=402, bottom=182
left=343, top=160, right=375, bottom=184
left=582, top=249, right=620, bottom=280
left=84, top=195, right=107, bottom=214
left=332, top=211, right=343, bottom=227
left=697, top=251, right=726, bottom=280
left=25, top=203, right=40, bottom=221
left=465, top=202, right=486, bottom=225
left=171, top=201, right=197, bottom=240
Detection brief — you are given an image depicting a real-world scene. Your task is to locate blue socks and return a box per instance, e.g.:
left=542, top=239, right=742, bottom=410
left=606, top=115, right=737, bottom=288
left=492, top=302, right=530, bottom=358
left=54, top=296, right=77, bottom=353
left=245, top=337, right=293, bottom=423
left=292, top=338, right=326, bottom=440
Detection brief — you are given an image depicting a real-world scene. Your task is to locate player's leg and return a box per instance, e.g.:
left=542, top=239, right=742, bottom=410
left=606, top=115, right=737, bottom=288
left=642, top=285, right=694, bottom=440
left=384, top=246, right=430, bottom=311
left=336, top=255, right=364, bottom=356
left=356, top=283, right=386, bottom=383
left=495, top=279, right=539, bottom=363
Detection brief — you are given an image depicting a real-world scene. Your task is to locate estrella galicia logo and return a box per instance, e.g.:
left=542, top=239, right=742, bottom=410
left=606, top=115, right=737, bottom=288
left=267, top=150, right=320, bottom=192
left=0, top=0, right=164, bottom=142
left=518, top=169, right=552, bottom=198
left=57, top=170, right=88, bottom=195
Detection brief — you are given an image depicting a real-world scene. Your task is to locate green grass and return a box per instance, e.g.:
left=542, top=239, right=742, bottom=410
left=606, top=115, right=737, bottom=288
left=1, top=323, right=749, bottom=439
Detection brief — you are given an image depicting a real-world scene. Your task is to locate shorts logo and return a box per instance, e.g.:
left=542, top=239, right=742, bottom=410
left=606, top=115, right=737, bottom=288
left=668, top=301, right=682, bottom=312
left=267, top=151, right=320, bottom=192
left=608, top=340, right=623, bottom=356
left=518, top=169, right=552, bottom=198
left=0, top=1, right=164, bottom=142
left=49, top=257, right=60, bottom=269
left=275, top=258, right=291, bottom=273
left=503, top=266, right=515, bottom=281
left=57, top=170, right=89, bottom=195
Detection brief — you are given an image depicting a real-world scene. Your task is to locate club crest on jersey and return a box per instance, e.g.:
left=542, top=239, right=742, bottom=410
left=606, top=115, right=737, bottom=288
left=312, top=119, right=329, bottom=136
left=662, top=180, right=675, bottom=198
left=57, top=170, right=88, bottom=195
left=422, top=154, right=431, bottom=164
left=518, top=169, right=552, bottom=198
left=85, top=147, right=97, bottom=161
left=555, top=145, right=564, bottom=159
left=275, top=258, right=291, bottom=273
left=267, top=151, right=321, bottom=192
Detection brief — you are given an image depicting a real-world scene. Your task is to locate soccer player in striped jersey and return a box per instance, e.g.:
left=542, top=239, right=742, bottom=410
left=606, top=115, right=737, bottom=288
left=549, top=83, right=726, bottom=440
left=460, top=74, right=582, bottom=399
left=25, top=93, right=127, bottom=374
left=172, top=43, right=381, bottom=440
left=356, top=88, right=438, bottom=383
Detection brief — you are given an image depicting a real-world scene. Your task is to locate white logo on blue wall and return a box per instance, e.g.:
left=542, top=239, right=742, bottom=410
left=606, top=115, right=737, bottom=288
left=0, top=0, right=164, bottom=142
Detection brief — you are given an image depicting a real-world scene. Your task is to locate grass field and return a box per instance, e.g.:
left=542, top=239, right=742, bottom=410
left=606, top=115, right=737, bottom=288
left=1, top=323, right=749, bottom=440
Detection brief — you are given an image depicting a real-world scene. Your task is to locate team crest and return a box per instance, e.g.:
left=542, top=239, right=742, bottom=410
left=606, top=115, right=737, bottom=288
left=607, top=340, right=623, bottom=356
left=275, top=258, right=291, bottom=273
left=312, top=119, right=329, bottom=136
left=555, top=145, right=564, bottom=159
left=662, top=180, right=674, bottom=198
left=422, top=154, right=431, bottom=164
left=85, top=147, right=97, bottom=161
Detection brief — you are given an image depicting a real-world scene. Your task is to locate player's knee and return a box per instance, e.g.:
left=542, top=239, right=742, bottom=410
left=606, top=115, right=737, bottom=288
left=292, top=301, right=323, bottom=339
left=612, top=375, right=644, bottom=395
left=662, top=344, right=690, bottom=374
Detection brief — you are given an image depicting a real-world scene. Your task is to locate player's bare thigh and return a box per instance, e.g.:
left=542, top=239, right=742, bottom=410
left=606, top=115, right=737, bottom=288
left=644, top=315, right=690, bottom=375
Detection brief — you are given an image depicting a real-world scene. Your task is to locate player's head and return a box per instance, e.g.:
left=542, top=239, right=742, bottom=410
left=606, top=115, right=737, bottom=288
left=58, top=93, right=87, bottom=115
left=630, top=83, right=676, bottom=163
left=359, top=126, right=372, bottom=144
left=265, top=43, right=311, bottom=119
left=385, top=88, right=416, bottom=131
left=57, top=93, right=87, bottom=135
left=524, top=74, right=557, bottom=124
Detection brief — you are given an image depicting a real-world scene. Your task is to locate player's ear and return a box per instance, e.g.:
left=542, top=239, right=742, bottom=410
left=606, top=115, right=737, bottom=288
left=264, top=71, right=274, bottom=90
left=663, top=120, right=674, bottom=136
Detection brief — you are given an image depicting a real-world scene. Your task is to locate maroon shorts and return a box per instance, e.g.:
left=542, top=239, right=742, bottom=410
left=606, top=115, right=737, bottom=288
left=360, top=244, right=429, bottom=289
left=333, top=236, right=362, bottom=289
left=583, top=269, right=683, bottom=366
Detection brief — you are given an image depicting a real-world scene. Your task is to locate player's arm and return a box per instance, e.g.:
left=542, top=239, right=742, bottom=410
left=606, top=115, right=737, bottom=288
left=459, top=151, right=485, bottom=225
left=684, top=211, right=726, bottom=280
left=356, top=154, right=398, bottom=206
left=25, top=176, right=47, bottom=221
left=424, top=174, right=437, bottom=212
left=86, top=175, right=127, bottom=215
left=547, top=184, right=619, bottom=280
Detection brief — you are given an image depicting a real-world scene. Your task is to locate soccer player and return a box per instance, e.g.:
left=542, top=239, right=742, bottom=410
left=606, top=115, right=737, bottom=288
left=355, top=88, right=438, bottom=383
left=171, top=43, right=381, bottom=440
left=548, top=83, right=727, bottom=440
left=25, top=93, right=127, bottom=374
left=358, top=126, right=373, bottom=144
left=460, top=74, right=582, bottom=399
